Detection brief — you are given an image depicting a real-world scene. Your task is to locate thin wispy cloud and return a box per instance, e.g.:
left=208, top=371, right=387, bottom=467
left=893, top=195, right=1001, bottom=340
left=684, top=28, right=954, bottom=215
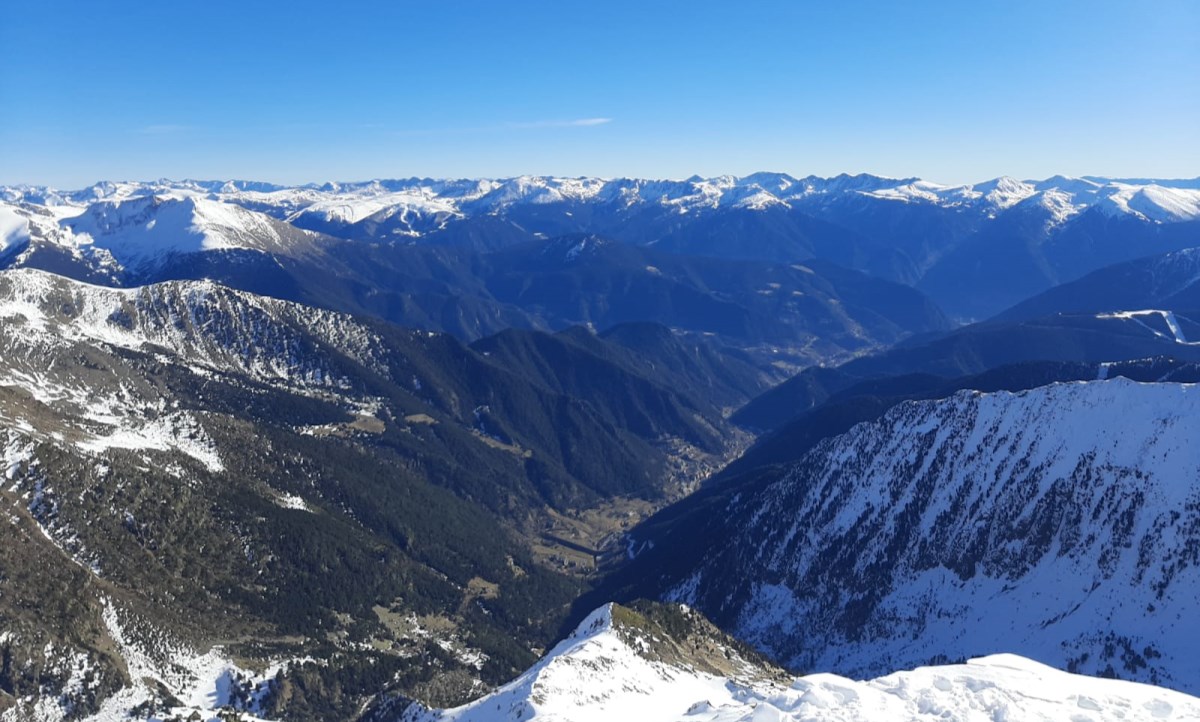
left=506, top=118, right=613, bottom=129
left=391, top=118, right=613, bottom=137
left=138, top=124, right=193, bottom=135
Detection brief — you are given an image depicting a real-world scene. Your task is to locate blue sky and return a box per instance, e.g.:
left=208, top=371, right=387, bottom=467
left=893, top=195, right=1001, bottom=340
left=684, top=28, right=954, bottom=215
left=2, top=1, right=1197, bottom=187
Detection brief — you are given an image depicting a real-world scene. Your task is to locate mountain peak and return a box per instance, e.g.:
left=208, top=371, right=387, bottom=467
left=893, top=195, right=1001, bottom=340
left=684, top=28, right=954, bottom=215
left=400, top=602, right=787, bottom=722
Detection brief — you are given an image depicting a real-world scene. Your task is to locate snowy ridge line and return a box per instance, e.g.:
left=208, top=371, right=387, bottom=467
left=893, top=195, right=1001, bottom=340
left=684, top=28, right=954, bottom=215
left=401, top=602, right=1200, bottom=722
left=401, top=604, right=778, bottom=722
left=0, top=192, right=329, bottom=282
left=0, top=266, right=391, bottom=381
left=3, top=174, right=1199, bottom=245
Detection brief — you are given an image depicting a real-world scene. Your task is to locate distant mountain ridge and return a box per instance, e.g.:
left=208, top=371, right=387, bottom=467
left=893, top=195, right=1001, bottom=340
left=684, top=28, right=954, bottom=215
left=5, top=172, right=1198, bottom=320
left=999, top=247, right=1200, bottom=321
left=0, top=191, right=953, bottom=371
left=7, top=173, right=1200, bottom=224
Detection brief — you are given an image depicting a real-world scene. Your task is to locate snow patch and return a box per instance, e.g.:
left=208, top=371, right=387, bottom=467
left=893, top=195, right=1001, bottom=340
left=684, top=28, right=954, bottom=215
left=74, top=411, right=223, bottom=472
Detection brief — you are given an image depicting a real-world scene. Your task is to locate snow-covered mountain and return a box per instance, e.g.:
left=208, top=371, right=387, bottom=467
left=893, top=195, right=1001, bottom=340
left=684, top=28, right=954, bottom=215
left=848, top=174, right=1200, bottom=224
left=62, top=195, right=327, bottom=267
left=0, top=204, right=33, bottom=252
left=0, top=266, right=390, bottom=377
left=6, top=172, right=1197, bottom=319
left=625, top=378, right=1200, bottom=694
left=7, top=174, right=1200, bottom=227
left=0, top=269, right=398, bottom=721
left=398, top=602, right=1200, bottom=722
left=0, top=193, right=328, bottom=284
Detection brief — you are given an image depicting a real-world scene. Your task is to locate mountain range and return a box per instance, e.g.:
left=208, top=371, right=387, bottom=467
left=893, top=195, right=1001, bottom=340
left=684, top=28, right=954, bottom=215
left=0, top=186, right=954, bottom=370
left=2, top=173, right=1200, bottom=722
left=4, top=173, right=1199, bottom=320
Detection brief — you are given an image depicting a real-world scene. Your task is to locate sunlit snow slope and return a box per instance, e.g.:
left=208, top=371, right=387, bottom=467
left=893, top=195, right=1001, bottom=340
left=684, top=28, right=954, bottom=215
left=400, top=603, right=1200, bottom=722
left=664, top=378, right=1200, bottom=693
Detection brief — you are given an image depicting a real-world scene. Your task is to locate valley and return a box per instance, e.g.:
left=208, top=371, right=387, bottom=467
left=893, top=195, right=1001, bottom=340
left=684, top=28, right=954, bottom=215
left=1, top=174, right=1198, bottom=721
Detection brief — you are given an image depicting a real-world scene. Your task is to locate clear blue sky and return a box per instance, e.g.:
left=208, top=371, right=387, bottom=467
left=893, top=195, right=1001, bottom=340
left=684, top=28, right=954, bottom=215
left=2, top=1, right=1197, bottom=187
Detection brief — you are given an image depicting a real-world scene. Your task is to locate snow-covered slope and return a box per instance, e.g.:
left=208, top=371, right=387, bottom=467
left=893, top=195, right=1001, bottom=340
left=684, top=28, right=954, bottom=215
left=0, top=203, right=33, bottom=252
left=400, top=603, right=1200, bottom=722
left=1095, top=309, right=1198, bottom=344
left=291, top=189, right=458, bottom=233
left=662, top=378, right=1200, bottom=694
left=399, top=603, right=782, bottom=722
left=61, top=194, right=326, bottom=270
left=0, top=269, right=395, bottom=722
left=0, top=267, right=385, bottom=384
left=0, top=268, right=391, bottom=476
left=1098, top=183, right=1200, bottom=223
left=0, top=193, right=329, bottom=284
